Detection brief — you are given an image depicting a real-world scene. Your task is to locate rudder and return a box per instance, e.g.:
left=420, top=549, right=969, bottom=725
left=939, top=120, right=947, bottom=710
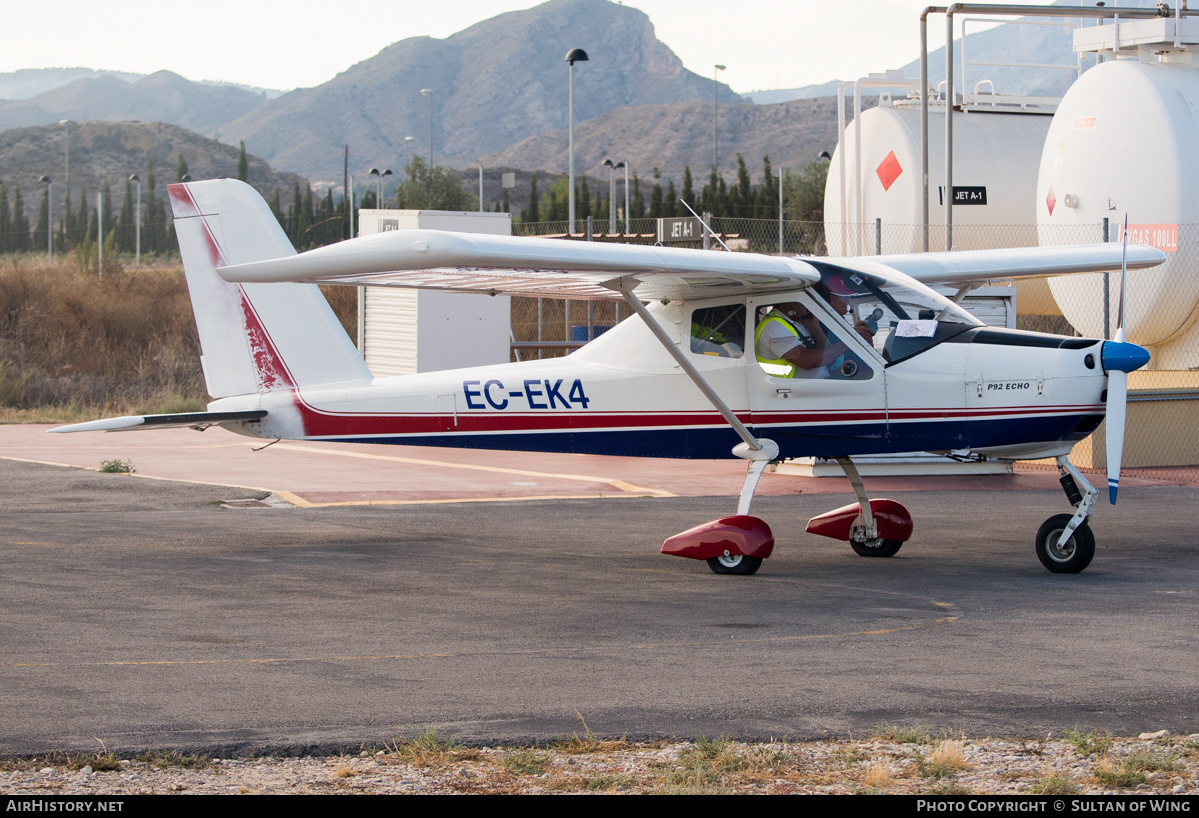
left=169, top=180, right=371, bottom=398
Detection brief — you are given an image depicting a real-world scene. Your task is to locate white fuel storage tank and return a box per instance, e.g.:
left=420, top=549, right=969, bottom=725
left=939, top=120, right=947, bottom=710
left=1037, top=28, right=1199, bottom=369
left=824, top=95, right=1053, bottom=257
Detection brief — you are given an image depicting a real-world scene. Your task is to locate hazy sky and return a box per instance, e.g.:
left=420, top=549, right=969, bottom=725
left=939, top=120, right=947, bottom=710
left=0, top=0, right=1064, bottom=94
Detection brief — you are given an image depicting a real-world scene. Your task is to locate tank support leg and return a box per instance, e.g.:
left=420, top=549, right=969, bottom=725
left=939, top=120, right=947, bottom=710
left=1055, top=455, right=1097, bottom=550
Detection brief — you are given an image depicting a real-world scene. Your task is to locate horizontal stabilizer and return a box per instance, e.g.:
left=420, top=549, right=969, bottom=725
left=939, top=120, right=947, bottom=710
left=49, top=410, right=267, bottom=434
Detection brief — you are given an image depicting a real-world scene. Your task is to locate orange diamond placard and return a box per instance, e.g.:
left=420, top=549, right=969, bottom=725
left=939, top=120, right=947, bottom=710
left=876, top=151, right=903, bottom=192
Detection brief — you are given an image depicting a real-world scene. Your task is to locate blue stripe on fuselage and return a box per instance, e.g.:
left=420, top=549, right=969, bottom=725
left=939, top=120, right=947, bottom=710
left=321, top=413, right=1100, bottom=460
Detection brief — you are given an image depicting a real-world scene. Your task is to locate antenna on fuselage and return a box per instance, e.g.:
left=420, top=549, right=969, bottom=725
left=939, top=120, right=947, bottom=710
left=679, top=200, right=733, bottom=252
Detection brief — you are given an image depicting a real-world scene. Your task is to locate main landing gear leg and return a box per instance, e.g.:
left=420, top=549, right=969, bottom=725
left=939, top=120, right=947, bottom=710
left=1034, top=456, right=1098, bottom=574
left=804, top=456, right=913, bottom=557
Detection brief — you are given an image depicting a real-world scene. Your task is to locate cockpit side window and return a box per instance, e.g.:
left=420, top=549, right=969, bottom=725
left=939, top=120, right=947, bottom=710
left=690, top=304, right=746, bottom=359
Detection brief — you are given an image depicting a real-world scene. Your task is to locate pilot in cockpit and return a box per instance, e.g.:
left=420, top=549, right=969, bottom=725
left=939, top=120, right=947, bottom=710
left=755, top=301, right=872, bottom=378
left=755, top=296, right=874, bottom=379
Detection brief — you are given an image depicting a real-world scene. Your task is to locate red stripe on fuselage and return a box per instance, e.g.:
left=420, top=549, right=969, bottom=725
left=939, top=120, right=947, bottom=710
left=280, top=399, right=1099, bottom=439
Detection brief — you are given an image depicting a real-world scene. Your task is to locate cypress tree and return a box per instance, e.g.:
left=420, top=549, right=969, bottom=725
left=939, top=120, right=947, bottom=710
left=12, top=187, right=30, bottom=252
left=176, top=152, right=189, bottom=183
left=735, top=154, right=752, bottom=216
left=117, top=178, right=135, bottom=253
left=665, top=180, right=677, bottom=218
left=648, top=168, right=663, bottom=220
left=237, top=141, right=249, bottom=182
left=631, top=174, right=645, bottom=220
left=759, top=155, right=776, bottom=220
left=101, top=178, right=115, bottom=241
left=578, top=180, right=590, bottom=220
left=73, top=187, right=89, bottom=248
left=33, top=186, right=50, bottom=254
left=681, top=166, right=694, bottom=212
left=0, top=185, right=10, bottom=253
left=523, top=173, right=539, bottom=222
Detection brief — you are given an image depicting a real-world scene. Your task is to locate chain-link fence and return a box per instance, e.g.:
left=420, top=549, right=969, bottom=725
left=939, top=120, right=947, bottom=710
left=512, top=216, right=1199, bottom=480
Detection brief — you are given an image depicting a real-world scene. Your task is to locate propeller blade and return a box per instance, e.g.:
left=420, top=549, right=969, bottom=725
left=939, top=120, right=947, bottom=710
left=1105, top=367, right=1128, bottom=505
left=1101, top=328, right=1149, bottom=505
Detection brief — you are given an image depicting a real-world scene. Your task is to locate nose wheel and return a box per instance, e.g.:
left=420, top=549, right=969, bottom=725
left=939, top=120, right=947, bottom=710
left=1035, top=513, right=1095, bottom=573
left=1038, top=456, right=1099, bottom=574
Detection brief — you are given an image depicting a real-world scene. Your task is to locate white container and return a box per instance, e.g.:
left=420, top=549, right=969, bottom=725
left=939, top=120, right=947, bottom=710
left=359, top=210, right=513, bottom=376
left=1037, top=55, right=1199, bottom=363
left=824, top=96, right=1052, bottom=255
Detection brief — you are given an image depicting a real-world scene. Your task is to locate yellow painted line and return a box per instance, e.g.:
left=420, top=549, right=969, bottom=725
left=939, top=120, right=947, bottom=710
left=0, top=449, right=676, bottom=507
left=269, top=443, right=676, bottom=498
left=273, top=491, right=659, bottom=509
left=0, top=454, right=277, bottom=495
left=9, top=617, right=959, bottom=670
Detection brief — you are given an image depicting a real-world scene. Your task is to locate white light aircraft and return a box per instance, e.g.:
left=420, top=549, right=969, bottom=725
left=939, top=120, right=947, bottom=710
left=54, top=180, right=1161, bottom=576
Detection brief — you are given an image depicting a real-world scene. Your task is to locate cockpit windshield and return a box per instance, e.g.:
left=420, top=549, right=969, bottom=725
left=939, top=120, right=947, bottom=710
left=808, top=261, right=983, bottom=364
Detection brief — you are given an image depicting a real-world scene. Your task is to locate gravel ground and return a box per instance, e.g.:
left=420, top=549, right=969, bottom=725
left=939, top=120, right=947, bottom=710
left=3, top=732, right=1198, bottom=795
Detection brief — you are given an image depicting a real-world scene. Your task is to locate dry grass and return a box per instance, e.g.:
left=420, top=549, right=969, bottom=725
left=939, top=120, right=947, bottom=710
left=862, top=760, right=895, bottom=790
left=333, top=763, right=357, bottom=778
left=930, top=739, right=970, bottom=771
left=0, top=260, right=358, bottom=421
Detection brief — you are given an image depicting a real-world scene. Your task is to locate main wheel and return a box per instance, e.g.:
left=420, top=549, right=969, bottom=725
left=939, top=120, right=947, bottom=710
left=850, top=538, right=903, bottom=557
left=1035, top=513, right=1095, bottom=574
left=706, top=554, right=763, bottom=575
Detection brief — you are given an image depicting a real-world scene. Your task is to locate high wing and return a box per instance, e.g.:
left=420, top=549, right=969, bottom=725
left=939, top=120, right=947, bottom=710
left=217, top=229, right=822, bottom=301
left=862, top=243, right=1166, bottom=287
left=217, top=229, right=1164, bottom=301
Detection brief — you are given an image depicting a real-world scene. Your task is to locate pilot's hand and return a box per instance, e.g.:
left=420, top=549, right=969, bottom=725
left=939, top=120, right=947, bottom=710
left=853, top=320, right=874, bottom=343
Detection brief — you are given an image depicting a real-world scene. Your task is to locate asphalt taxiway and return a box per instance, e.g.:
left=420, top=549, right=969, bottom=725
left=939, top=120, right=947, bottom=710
left=1, top=426, right=1196, bottom=755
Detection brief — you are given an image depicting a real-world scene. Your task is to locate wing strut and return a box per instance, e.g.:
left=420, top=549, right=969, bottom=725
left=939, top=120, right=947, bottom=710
left=614, top=281, right=779, bottom=471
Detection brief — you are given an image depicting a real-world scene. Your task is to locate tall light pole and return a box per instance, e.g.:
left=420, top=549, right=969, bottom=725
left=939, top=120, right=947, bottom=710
left=404, top=136, right=414, bottom=169
left=713, top=64, right=726, bottom=173
left=368, top=168, right=379, bottom=207
left=565, top=47, right=589, bottom=232
left=621, top=161, right=629, bottom=235
left=603, top=159, right=616, bottom=234
left=129, top=174, right=141, bottom=265
left=380, top=169, right=392, bottom=206
left=38, top=175, right=51, bottom=265
left=420, top=89, right=434, bottom=167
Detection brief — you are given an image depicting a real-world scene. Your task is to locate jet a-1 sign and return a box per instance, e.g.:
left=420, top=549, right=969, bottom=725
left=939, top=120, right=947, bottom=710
left=54, top=180, right=1160, bottom=576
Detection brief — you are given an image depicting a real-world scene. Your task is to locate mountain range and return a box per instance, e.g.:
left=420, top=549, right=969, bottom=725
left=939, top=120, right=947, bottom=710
left=0, top=0, right=1161, bottom=201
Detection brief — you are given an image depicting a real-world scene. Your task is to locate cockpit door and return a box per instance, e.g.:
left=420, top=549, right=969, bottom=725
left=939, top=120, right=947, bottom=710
left=745, top=291, right=888, bottom=459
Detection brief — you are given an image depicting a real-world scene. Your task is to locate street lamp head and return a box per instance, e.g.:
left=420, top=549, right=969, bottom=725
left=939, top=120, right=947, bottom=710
left=818, top=150, right=832, bottom=160
left=181, top=174, right=192, bottom=182
left=129, top=174, right=140, bottom=182
left=39, top=175, right=50, bottom=183
left=603, top=159, right=613, bottom=168
left=614, top=162, right=625, bottom=170
left=420, top=88, right=433, bottom=96
left=59, top=119, right=71, bottom=126
left=382, top=169, right=393, bottom=179
left=715, top=64, right=726, bottom=72
left=368, top=168, right=380, bottom=178
left=565, top=48, right=589, bottom=65
left=405, top=136, right=414, bottom=143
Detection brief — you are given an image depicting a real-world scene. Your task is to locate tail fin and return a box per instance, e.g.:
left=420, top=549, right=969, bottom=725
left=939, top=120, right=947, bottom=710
left=169, top=179, right=371, bottom=398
